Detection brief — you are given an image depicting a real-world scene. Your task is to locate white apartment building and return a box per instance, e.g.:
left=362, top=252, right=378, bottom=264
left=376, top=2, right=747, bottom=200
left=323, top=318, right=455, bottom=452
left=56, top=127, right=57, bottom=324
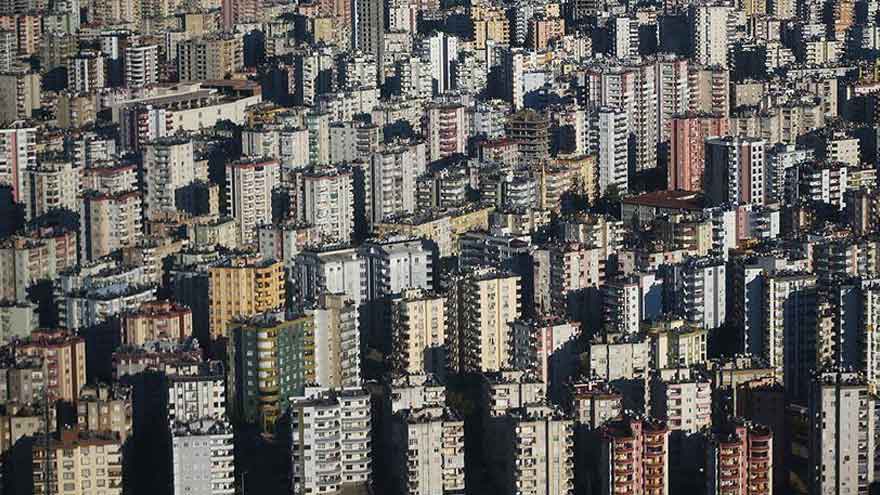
left=0, top=126, right=36, bottom=202
left=654, top=55, right=690, bottom=143
left=225, top=157, right=280, bottom=246
left=704, top=136, right=766, bottom=207
left=809, top=370, right=878, bottom=495
left=650, top=368, right=712, bottom=434
left=668, top=257, right=726, bottom=329
left=592, top=107, right=628, bottom=196
left=124, top=44, right=159, bottom=88
left=602, top=277, right=642, bottom=335
left=583, top=62, right=658, bottom=172
left=489, top=404, right=575, bottom=495
left=482, top=369, right=547, bottom=417
left=171, top=418, right=235, bottom=495
left=690, top=5, right=731, bottom=67
left=388, top=373, right=447, bottom=414
left=367, top=141, right=427, bottom=224
left=391, top=407, right=465, bottom=495
left=69, top=51, right=106, bottom=93
left=144, top=137, right=196, bottom=219
left=295, top=247, right=368, bottom=307
left=166, top=361, right=227, bottom=422
left=296, top=165, right=354, bottom=244
left=764, top=272, right=817, bottom=398
left=290, top=388, right=372, bottom=495
left=361, top=237, right=435, bottom=299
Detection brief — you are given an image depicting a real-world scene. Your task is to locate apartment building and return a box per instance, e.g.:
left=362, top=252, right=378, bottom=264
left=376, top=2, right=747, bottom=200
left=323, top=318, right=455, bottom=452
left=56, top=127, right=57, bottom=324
left=295, top=165, right=354, bottom=245
left=705, top=421, right=773, bottom=495
left=808, top=370, right=878, bottom=495
left=650, top=368, right=712, bottom=434
left=80, top=190, right=144, bottom=262
left=0, top=231, right=78, bottom=302
left=289, top=388, right=372, bottom=495
left=225, top=157, right=280, bottom=246
left=69, top=50, right=106, bottom=93
left=645, top=319, right=708, bottom=369
left=0, top=126, right=35, bottom=202
left=426, top=103, right=467, bottom=161
left=390, top=289, right=446, bottom=376
left=445, top=268, right=522, bottom=374
left=17, top=330, right=86, bottom=402
left=391, top=406, right=465, bottom=495
left=568, top=380, right=623, bottom=429
left=668, top=113, right=729, bottom=192
left=487, top=404, right=575, bottom=495
left=227, top=312, right=315, bottom=432
left=599, top=416, right=670, bottom=495
left=77, top=383, right=133, bottom=442
left=24, top=159, right=81, bottom=220
left=665, top=256, right=726, bottom=329
left=124, top=44, right=159, bottom=88
left=704, top=137, right=767, bottom=207
left=32, top=429, right=124, bottom=495
left=122, top=301, right=193, bottom=346
left=167, top=361, right=227, bottom=423
left=308, top=294, right=361, bottom=389
left=763, top=272, right=817, bottom=398
left=177, top=33, right=243, bottom=81
left=582, top=61, right=658, bottom=172
left=171, top=418, right=235, bottom=495
left=143, top=137, right=197, bottom=219
left=207, top=256, right=285, bottom=339
left=367, top=141, right=427, bottom=224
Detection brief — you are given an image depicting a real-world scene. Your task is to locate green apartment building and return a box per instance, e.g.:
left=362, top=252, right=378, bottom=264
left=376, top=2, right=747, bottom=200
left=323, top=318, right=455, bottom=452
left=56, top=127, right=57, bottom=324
left=227, top=311, right=315, bottom=433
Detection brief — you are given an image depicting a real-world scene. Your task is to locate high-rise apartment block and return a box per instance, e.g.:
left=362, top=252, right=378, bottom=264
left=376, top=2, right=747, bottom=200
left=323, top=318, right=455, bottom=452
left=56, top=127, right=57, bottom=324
left=295, top=165, right=354, bottom=244
left=24, top=159, right=81, bottom=220
left=167, top=361, right=227, bottom=423
left=391, top=289, right=447, bottom=376
left=290, top=388, right=372, bottom=495
left=705, top=137, right=766, bottom=207
left=0, top=126, right=36, bottom=202
left=32, top=429, right=124, bottom=495
left=705, top=421, right=773, bottom=495
left=600, top=416, right=670, bottom=495
left=391, top=406, right=465, bottom=495
left=486, top=404, right=575, bottom=495
left=446, top=268, right=522, bottom=373
left=208, top=256, right=285, bottom=339
left=122, top=301, right=193, bottom=346
left=368, top=142, right=426, bottom=224
left=143, top=137, right=197, bottom=219
left=80, top=189, right=144, bottom=262
left=177, top=33, right=243, bottom=81
left=77, top=383, right=133, bottom=442
left=226, top=157, right=280, bottom=246
left=668, top=113, right=729, bottom=192
left=124, top=44, right=159, bottom=88
left=228, top=312, right=315, bottom=432
left=426, top=103, right=467, bottom=161
left=17, top=330, right=86, bottom=402
left=170, top=418, right=235, bottom=495
left=308, top=294, right=361, bottom=389
left=808, top=370, right=878, bottom=495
